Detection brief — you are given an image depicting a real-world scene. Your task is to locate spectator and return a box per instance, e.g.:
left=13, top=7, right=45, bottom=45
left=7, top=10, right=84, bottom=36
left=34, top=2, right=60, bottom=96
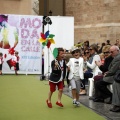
left=114, top=39, right=120, bottom=48
left=106, top=40, right=111, bottom=45
left=98, top=42, right=106, bottom=54
left=96, top=45, right=113, bottom=73
left=99, top=45, right=111, bottom=65
left=83, top=40, right=89, bottom=51
left=102, top=45, right=111, bottom=58
left=110, top=67, right=120, bottom=112
left=84, top=40, right=90, bottom=48
left=80, top=48, right=93, bottom=95
left=85, top=44, right=102, bottom=77
left=94, top=45, right=120, bottom=103
left=90, top=45, right=113, bottom=100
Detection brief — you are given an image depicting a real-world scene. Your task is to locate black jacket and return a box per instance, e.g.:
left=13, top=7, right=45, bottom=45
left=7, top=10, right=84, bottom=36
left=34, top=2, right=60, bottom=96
left=99, top=55, right=113, bottom=73
left=49, top=59, right=66, bottom=83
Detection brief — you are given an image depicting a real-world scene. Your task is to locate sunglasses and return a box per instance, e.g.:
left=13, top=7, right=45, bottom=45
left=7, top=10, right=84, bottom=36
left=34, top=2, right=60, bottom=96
left=89, top=49, right=93, bottom=51
left=85, top=52, right=89, bottom=54
left=103, top=51, right=109, bottom=54
left=110, top=51, right=114, bottom=53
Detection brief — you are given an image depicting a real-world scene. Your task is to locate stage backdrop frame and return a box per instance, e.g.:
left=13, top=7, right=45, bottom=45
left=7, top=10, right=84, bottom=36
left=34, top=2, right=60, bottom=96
left=44, top=16, right=74, bottom=76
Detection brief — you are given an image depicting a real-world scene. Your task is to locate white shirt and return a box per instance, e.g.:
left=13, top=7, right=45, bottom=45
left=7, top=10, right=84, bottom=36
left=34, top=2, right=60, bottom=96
left=86, top=54, right=102, bottom=76
left=67, top=57, right=84, bottom=80
left=74, top=58, right=79, bottom=77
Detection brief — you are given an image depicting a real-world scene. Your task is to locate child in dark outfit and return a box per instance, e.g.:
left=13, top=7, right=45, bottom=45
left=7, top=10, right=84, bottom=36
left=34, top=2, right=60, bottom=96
left=46, top=48, right=66, bottom=108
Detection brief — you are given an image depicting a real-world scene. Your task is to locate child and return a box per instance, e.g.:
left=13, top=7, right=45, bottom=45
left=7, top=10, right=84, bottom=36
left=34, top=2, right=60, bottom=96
left=12, top=51, right=20, bottom=75
left=46, top=48, right=66, bottom=108
left=0, top=52, right=3, bottom=75
left=67, top=46, right=84, bottom=106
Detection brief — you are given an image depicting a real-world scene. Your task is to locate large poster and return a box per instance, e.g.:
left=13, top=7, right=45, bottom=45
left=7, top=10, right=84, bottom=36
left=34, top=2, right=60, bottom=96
left=0, top=14, right=42, bottom=74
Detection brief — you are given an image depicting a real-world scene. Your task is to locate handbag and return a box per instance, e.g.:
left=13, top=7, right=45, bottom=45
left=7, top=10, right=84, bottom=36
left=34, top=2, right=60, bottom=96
left=114, top=70, right=120, bottom=83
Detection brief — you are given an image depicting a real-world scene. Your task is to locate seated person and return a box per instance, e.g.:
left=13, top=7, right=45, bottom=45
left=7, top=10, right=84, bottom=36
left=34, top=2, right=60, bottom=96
left=93, top=45, right=120, bottom=104
left=81, top=44, right=102, bottom=95
left=110, top=71, right=120, bottom=112
left=90, top=45, right=113, bottom=99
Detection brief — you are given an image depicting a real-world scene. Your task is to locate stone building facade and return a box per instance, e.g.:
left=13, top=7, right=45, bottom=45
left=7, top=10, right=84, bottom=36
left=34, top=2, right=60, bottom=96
left=65, top=0, right=120, bottom=44
left=0, top=0, right=37, bottom=15
left=0, top=0, right=120, bottom=45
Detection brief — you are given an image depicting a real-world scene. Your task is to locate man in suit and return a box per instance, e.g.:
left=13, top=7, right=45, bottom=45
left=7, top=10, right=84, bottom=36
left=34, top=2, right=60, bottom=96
left=110, top=80, right=120, bottom=112
left=110, top=64, right=120, bottom=112
left=94, top=45, right=120, bottom=104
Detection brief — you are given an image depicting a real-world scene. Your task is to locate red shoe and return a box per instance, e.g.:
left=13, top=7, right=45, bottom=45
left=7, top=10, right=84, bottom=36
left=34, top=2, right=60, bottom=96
left=46, top=100, right=52, bottom=108
left=56, top=101, right=64, bottom=107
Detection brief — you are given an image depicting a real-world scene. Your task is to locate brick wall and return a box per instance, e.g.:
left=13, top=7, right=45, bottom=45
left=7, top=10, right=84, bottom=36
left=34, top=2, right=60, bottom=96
left=0, top=0, right=120, bottom=45
left=0, top=0, right=34, bottom=15
left=65, top=0, right=120, bottom=45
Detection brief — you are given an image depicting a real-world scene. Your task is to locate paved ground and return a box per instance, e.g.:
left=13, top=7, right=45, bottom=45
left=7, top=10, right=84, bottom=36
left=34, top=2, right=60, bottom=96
left=63, top=86, right=120, bottom=120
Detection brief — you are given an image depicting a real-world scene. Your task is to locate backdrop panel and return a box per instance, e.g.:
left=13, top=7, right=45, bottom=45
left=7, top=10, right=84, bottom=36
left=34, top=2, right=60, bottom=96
left=44, top=16, right=74, bottom=76
left=0, top=14, right=43, bottom=74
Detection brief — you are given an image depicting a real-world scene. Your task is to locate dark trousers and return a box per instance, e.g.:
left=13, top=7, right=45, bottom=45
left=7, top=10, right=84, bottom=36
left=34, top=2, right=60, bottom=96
left=81, top=78, right=87, bottom=89
left=66, top=71, right=70, bottom=86
left=95, top=80, right=112, bottom=99
left=81, top=72, right=93, bottom=89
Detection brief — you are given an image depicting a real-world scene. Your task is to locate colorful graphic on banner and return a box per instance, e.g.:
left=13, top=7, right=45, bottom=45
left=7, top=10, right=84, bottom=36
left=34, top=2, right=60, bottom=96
left=0, top=14, right=42, bottom=74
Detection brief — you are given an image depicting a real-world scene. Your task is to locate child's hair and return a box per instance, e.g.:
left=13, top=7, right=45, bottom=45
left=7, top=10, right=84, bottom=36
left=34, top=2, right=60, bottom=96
left=56, top=47, right=64, bottom=58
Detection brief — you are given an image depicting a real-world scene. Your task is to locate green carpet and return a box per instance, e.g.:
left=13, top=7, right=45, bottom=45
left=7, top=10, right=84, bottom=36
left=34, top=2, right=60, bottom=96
left=0, top=75, right=106, bottom=120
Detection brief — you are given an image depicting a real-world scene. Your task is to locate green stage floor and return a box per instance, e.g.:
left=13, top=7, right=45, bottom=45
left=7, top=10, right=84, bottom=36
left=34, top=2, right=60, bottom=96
left=0, top=75, right=106, bottom=120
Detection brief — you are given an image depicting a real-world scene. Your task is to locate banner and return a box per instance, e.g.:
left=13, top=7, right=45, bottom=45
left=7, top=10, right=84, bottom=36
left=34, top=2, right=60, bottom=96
left=0, top=14, right=43, bottom=74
